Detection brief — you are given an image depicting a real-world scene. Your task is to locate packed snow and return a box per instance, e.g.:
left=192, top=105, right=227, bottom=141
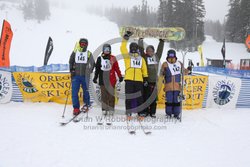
left=1, top=1, right=250, bottom=167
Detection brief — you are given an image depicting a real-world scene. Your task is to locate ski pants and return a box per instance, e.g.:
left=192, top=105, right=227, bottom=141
left=71, top=75, right=90, bottom=109
left=125, top=80, right=144, bottom=116
left=165, top=90, right=181, bottom=117
left=143, top=82, right=157, bottom=115
left=100, top=85, right=115, bottom=112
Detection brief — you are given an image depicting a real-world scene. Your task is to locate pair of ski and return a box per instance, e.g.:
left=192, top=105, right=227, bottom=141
left=127, top=118, right=152, bottom=135
left=97, top=111, right=113, bottom=126
left=60, top=107, right=89, bottom=126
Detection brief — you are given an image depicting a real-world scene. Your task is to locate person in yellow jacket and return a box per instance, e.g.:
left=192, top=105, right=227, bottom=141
left=120, top=32, right=148, bottom=119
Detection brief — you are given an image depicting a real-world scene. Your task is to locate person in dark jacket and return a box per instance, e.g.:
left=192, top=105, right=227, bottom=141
left=138, top=38, right=164, bottom=118
left=93, top=44, right=123, bottom=115
left=69, top=38, right=95, bottom=115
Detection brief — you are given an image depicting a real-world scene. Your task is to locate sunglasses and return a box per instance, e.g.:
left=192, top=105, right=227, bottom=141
left=80, top=42, right=88, bottom=47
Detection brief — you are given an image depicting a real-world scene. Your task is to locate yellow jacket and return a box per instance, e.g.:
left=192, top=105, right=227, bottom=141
left=120, top=39, right=148, bottom=82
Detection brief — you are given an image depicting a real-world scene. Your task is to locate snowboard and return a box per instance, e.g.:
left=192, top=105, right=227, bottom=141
left=119, top=26, right=185, bottom=41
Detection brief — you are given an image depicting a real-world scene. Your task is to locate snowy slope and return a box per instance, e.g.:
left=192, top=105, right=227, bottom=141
left=0, top=102, right=250, bottom=167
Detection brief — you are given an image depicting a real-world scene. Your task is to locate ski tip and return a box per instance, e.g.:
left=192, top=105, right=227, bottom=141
left=145, top=132, right=152, bottom=135
left=60, top=122, right=67, bottom=126
left=129, top=131, right=136, bottom=135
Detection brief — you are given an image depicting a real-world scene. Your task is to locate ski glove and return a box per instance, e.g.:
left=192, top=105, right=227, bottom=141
left=93, top=77, right=98, bottom=84
left=143, top=81, right=148, bottom=87
left=70, top=70, right=76, bottom=78
left=119, top=77, right=124, bottom=82
left=123, top=31, right=133, bottom=40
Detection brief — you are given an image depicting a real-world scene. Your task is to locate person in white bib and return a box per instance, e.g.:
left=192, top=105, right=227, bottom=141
left=138, top=38, right=165, bottom=118
left=93, top=44, right=123, bottom=116
left=160, top=49, right=188, bottom=119
left=120, top=32, right=148, bottom=120
left=69, top=38, right=95, bottom=116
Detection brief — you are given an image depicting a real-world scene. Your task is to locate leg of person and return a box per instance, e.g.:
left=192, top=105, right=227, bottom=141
left=125, top=81, right=134, bottom=116
left=107, top=85, right=115, bottom=115
left=173, top=90, right=181, bottom=119
left=100, top=85, right=109, bottom=115
left=148, top=83, right=157, bottom=117
left=81, top=76, right=90, bottom=107
left=135, top=81, right=145, bottom=117
left=165, top=91, right=174, bottom=117
left=72, top=76, right=81, bottom=115
left=142, top=84, right=150, bottom=116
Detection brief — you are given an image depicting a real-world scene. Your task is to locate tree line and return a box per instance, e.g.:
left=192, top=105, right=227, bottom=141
left=21, top=0, right=50, bottom=22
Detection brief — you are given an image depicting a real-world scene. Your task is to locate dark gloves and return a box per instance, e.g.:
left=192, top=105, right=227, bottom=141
left=119, top=77, right=123, bottom=82
left=123, top=31, right=133, bottom=40
left=70, top=70, right=75, bottom=78
left=143, top=77, right=148, bottom=87
left=159, top=39, right=165, bottom=42
left=93, top=77, right=98, bottom=84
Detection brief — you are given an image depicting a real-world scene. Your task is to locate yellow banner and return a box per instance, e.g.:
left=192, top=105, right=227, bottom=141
left=157, top=75, right=208, bottom=110
left=13, top=72, right=83, bottom=104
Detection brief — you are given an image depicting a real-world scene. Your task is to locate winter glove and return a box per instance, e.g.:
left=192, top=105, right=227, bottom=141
left=159, top=39, right=165, bottom=42
left=143, top=81, right=148, bottom=87
left=123, top=31, right=133, bottom=40
left=93, top=77, right=98, bottom=84
left=70, top=70, right=76, bottom=78
left=119, top=77, right=123, bottom=82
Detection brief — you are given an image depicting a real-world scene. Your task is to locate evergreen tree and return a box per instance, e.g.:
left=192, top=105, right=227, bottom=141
left=225, top=0, right=241, bottom=42
left=34, top=0, right=50, bottom=22
left=21, top=0, right=35, bottom=20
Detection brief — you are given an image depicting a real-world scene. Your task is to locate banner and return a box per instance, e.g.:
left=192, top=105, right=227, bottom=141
left=206, top=76, right=241, bottom=109
left=198, top=45, right=204, bottom=66
left=246, top=34, right=250, bottom=50
left=43, top=37, right=53, bottom=66
left=13, top=72, right=83, bottom=104
left=0, top=20, right=13, bottom=67
left=157, top=75, right=208, bottom=110
left=0, top=70, right=12, bottom=103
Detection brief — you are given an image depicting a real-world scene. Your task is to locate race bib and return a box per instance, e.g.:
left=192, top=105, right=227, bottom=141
left=101, top=57, right=112, bottom=71
left=75, top=51, right=88, bottom=64
left=147, top=56, right=158, bottom=65
left=167, top=61, right=181, bottom=75
left=131, top=57, right=142, bottom=68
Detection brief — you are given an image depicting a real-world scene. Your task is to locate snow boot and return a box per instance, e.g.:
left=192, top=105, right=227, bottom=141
left=73, top=108, right=80, bottom=116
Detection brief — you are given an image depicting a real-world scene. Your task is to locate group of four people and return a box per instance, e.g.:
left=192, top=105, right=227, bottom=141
left=69, top=32, right=187, bottom=120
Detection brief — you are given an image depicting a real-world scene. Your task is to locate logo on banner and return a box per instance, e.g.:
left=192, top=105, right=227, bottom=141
left=213, top=80, right=235, bottom=105
left=0, top=74, right=10, bottom=100
left=16, top=74, right=38, bottom=93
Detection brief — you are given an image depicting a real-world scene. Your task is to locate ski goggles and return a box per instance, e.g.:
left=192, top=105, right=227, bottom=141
left=168, top=53, right=176, bottom=57
left=80, top=42, right=88, bottom=47
left=103, top=47, right=111, bottom=53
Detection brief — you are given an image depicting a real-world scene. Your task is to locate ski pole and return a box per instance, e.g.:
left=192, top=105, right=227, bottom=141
left=62, top=80, right=72, bottom=118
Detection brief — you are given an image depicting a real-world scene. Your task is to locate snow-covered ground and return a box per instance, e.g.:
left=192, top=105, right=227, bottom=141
left=0, top=102, right=250, bottom=167
left=1, top=1, right=250, bottom=167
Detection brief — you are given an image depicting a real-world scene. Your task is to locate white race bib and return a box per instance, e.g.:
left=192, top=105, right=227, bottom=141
left=101, top=57, right=112, bottom=71
left=167, top=61, right=181, bottom=75
left=75, top=51, right=88, bottom=64
left=147, top=56, right=158, bottom=65
left=130, top=57, right=142, bottom=68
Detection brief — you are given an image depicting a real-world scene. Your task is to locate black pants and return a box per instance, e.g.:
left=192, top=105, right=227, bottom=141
left=143, top=82, right=157, bottom=115
left=125, top=80, right=144, bottom=115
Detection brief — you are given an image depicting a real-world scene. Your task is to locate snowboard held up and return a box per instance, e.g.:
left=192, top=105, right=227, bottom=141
left=119, top=26, right=185, bottom=41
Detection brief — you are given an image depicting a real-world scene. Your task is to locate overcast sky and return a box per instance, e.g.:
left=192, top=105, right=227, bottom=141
left=51, top=0, right=230, bottom=22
